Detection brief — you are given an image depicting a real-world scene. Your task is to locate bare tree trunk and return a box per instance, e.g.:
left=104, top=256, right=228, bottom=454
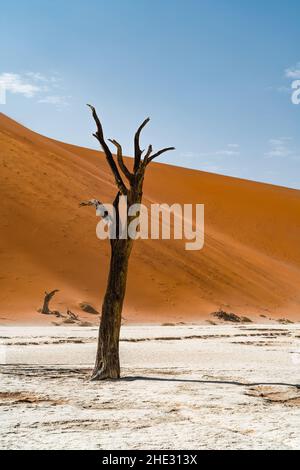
left=91, top=238, right=133, bottom=380
left=41, top=289, right=59, bottom=314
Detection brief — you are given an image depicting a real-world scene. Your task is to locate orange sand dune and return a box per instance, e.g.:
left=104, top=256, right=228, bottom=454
left=0, top=112, right=300, bottom=324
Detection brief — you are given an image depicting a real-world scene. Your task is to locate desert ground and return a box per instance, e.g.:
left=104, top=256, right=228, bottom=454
left=1, top=112, right=300, bottom=324
left=1, top=113, right=300, bottom=450
left=1, top=323, right=300, bottom=450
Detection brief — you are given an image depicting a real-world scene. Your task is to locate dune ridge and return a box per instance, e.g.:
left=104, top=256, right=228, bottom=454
left=0, top=112, right=300, bottom=324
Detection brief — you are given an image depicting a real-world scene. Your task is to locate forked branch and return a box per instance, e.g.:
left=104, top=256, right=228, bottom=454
left=108, top=139, right=133, bottom=183
left=134, top=117, right=150, bottom=172
left=143, top=144, right=153, bottom=162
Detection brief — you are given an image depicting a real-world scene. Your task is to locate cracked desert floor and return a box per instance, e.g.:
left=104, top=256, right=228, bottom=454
left=1, top=324, right=300, bottom=450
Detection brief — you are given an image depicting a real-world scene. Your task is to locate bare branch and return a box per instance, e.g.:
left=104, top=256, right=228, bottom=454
left=112, top=191, right=121, bottom=243
left=79, top=199, right=101, bottom=207
left=134, top=117, right=150, bottom=172
left=141, top=144, right=153, bottom=167
left=145, top=145, right=153, bottom=159
left=146, top=146, right=175, bottom=165
left=108, top=139, right=133, bottom=183
left=80, top=199, right=112, bottom=222
left=112, top=191, right=121, bottom=210
left=47, top=289, right=59, bottom=297
left=87, top=105, right=128, bottom=194
left=87, top=104, right=105, bottom=140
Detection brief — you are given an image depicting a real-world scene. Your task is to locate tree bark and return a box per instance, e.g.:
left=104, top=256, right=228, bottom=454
left=91, top=238, right=133, bottom=380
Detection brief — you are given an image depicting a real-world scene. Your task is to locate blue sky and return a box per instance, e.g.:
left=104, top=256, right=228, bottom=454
left=0, top=0, right=300, bottom=189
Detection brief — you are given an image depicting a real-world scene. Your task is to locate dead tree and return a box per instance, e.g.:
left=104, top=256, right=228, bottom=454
left=41, top=289, right=59, bottom=314
left=82, top=105, right=174, bottom=380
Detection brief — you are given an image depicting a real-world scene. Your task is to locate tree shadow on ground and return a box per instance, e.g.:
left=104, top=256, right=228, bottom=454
left=122, top=376, right=300, bottom=388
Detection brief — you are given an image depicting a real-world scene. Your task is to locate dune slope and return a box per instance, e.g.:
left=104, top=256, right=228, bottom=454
left=0, top=112, right=300, bottom=323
